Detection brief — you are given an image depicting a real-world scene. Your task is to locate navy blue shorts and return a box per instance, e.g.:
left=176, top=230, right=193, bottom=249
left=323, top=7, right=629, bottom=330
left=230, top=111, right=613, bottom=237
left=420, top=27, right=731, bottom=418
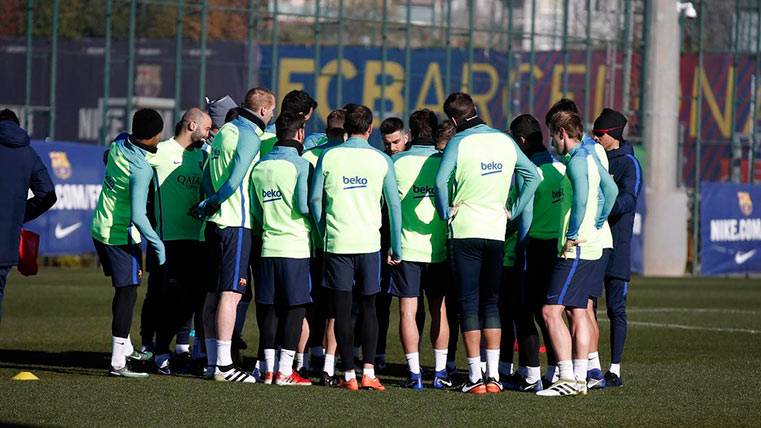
left=546, top=247, right=598, bottom=309
left=323, top=252, right=381, bottom=296
left=389, top=261, right=449, bottom=299
left=255, top=257, right=312, bottom=306
left=94, top=239, right=142, bottom=287
left=589, top=249, right=612, bottom=299
left=205, top=223, right=252, bottom=294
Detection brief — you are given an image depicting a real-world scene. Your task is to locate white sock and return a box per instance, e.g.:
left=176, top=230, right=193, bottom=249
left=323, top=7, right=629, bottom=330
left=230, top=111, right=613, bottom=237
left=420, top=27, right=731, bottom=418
left=295, top=352, right=305, bottom=371
left=311, top=346, right=325, bottom=358
left=216, top=340, right=232, bottom=367
left=546, top=365, right=557, bottom=381
left=433, top=348, right=447, bottom=372
left=485, top=349, right=500, bottom=381
left=204, top=338, right=217, bottom=367
left=324, top=354, right=335, bottom=376
left=155, top=353, right=170, bottom=369
left=111, top=336, right=128, bottom=369
left=588, top=352, right=601, bottom=371
left=467, top=357, right=482, bottom=383
left=175, top=344, right=190, bottom=354
left=405, top=352, right=421, bottom=375
left=573, top=358, right=588, bottom=382
left=557, top=360, right=574, bottom=380
left=344, top=369, right=356, bottom=381
left=264, top=348, right=276, bottom=373
left=364, top=367, right=375, bottom=379
left=499, top=361, right=513, bottom=376
left=192, top=337, right=205, bottom=360
left=125, top=336, right=135, bottom=356
left=610, top=363, right=621, bottom=377
left=279, top=349, right=295, bottom=376
left=526, top=366, right=541, bottom=384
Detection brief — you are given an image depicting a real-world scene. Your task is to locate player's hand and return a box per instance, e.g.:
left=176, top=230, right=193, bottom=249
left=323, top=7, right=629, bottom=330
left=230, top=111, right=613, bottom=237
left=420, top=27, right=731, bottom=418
left=387, top=250, right=401, bottom=266
left=448, top=204, right=460, bottom=220
left=562, top=239, right=585, bottom=258
left=155, top=241, right=167, bottom=266
left=189, top=198, right=219, bottom=219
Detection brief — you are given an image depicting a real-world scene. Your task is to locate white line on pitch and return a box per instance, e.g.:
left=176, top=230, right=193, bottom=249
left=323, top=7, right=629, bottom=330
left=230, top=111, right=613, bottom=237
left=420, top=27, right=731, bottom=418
left=598, top=319, right=761, bottom=334
left=626, top=308, right=758, bottom=315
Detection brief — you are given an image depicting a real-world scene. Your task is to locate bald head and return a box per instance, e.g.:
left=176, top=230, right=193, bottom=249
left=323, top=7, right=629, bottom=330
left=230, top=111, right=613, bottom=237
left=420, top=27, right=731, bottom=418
left=178, top=107, right=212, bottom=146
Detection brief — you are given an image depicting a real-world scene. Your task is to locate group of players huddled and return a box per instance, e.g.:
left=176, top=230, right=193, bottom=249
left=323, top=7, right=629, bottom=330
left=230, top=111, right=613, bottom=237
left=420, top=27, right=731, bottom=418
left=91, top=85, right=641, bottom=397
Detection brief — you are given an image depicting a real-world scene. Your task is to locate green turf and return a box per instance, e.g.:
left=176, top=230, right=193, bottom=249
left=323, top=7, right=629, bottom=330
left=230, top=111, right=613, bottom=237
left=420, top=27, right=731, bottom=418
left=1, top=268, right=760, bottom=426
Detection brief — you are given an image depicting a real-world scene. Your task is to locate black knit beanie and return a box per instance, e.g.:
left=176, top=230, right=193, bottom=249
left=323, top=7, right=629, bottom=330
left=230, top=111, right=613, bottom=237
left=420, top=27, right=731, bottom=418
left=592, top=108, right=627, bottom=141
left=131, top=108, right=164, bottom=140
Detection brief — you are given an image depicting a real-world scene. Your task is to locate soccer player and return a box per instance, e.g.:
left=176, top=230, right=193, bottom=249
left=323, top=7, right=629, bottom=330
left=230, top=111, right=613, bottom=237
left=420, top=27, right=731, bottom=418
left=434, top=93, right=540, bottom=394
left=536, top=111, right=617, bottom=397
left=301, top=109, right=346, bottom=386
left=309, top=103, right=402, bottom=391
left=390, top=109, right=452, bottom=390
left=206, top=95, right=237, bottom=136
left=251, top=112, right=313, bottom=386
left=193, top=87, right=276, bottom=382
left=381, top=117, right=409, bottom=155
left=142, top=108, right=211, bottom=374
left=592, top=108, right=642, bottom=387
left=91, top=108, right=166, bottom=378
left=508, top=113, right=566, bottom=391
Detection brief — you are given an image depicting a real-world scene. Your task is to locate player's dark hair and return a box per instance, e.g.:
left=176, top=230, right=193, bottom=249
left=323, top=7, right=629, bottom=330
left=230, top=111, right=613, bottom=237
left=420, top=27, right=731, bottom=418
left=408, top=109, right=438, bottom=141
left=545, top=98, right=579, bottom=126
left=343, top=104, right=373, bottom=136
left=510, top=114, right=545, bottom=155
left=281, top=90, right=318, bottom=116
left=326, top=109, right=346, bottom=140
left=0, top=108, right=20, bottom=125
left=379, top=117, right=404, bottom=136
left=549, top=111, right=583, bottom=140
left=436, top=119, right=456, bottom=150
left=275, top=111, right=306, bottom=142
left=443, top=92, right=477, bottom=123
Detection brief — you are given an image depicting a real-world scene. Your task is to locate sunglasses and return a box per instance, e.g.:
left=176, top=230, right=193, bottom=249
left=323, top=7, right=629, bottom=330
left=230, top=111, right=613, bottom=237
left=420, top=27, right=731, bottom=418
left=592, top=126, right=623, bottom=138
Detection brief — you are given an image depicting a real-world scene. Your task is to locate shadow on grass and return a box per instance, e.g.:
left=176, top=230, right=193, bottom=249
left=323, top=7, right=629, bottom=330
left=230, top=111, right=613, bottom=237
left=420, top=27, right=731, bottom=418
left=0, top=349, right=110, bottom=377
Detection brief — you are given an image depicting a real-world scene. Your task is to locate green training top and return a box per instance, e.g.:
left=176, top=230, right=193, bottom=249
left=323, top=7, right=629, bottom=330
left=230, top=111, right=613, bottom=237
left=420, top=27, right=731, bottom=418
left=302, top=137, right=344, bottom=252
left=527, top=151, right=571, bottom=241
left=309, top=136, right=403, bottom=257
left=258, top=131, right=278, bottom=157
left=91, top=133, right=166, bottom=263
left=152, top=138, right=206, bottom=241
left=251, top=143, right=313, bottom=259
left=393, top=144, right=447, bottom=263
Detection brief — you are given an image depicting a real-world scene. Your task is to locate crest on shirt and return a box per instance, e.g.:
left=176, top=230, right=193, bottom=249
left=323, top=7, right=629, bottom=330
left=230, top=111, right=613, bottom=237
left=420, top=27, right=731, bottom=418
left=135, top=64, right=162, bottom=97
left=238, top=278, right=247, bottom=288
left=738, top=191, right=753, bottom=217
left=49, top=151, right=72, bottom=180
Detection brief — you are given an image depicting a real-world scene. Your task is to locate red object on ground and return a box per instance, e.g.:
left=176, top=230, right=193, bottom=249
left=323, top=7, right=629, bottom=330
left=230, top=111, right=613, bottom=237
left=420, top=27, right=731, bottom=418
left=514, top=340, right=548, bottom=354
left=17, top=228, right=40, bottom=276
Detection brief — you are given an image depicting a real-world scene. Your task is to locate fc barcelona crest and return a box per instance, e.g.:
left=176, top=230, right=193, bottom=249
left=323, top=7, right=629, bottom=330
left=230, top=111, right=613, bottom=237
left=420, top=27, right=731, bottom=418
left=738, top=191, right=753, bottom=217
left=49, top=151, right=72, bottom=180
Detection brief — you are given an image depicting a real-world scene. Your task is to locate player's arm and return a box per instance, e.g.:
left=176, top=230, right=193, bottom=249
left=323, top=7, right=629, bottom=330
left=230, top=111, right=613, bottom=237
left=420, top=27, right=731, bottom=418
left=129, top=161, right=166, bottom=265
left=308, top=153, right=327, bottom=237
left=596, top=160, right=619, bottom=229
left=382, top=156, right=403, bottom=261
left=565, top=155, right=589, bottom=241
left=200, top=152, right=213, bottom=198
left=434, top=136, right=460, bottom=220
left=295, top=159, right=311, bottom=217
left=203, top=131, right=260, bottom=207
left=509, top=143, right=541, bottom=219
left=24, top=152, right=57, bottom=222
left=608, top=157, right=640, bottom=218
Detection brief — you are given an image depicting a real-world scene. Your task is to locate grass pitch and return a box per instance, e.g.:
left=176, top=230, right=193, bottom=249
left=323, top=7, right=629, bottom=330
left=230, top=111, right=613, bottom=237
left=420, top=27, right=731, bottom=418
left=0, top=268, right=760, bottom=426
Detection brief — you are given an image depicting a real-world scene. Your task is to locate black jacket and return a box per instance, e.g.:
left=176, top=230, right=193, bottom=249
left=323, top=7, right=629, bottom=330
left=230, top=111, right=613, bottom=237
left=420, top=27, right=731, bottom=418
left=605, top=142, right=642, bottom=281
left=0, top=121, right=57, bottom=266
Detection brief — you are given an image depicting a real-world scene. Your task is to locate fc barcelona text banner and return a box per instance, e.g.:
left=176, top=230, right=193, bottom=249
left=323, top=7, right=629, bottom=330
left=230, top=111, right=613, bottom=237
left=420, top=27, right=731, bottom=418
left=700, top=182, right=761, bottom=275
left=26, top=141, right=106, bottom=256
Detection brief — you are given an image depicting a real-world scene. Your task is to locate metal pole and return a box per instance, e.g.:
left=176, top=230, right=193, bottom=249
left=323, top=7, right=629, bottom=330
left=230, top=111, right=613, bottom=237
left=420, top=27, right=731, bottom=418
left=752, top=0, right=761, bottom=183
left=24, top=0, right=33, bottom=129
left=270, top=0, right=279, bottom=93
left=100, top=0, right=113, bottom=145
left=638, top=0, right=651, bottom=145
left=337, top=0, right=345, bottom=107
left=405, top=0, right=412, bottom=120
left=198, top=0, right=208, bottom=107
left=381, top=0, right=387, bottom=120
left=584, top=0, right=592, bottom=124
left=48, top=0, right=59, bottom=139
left=561, top=0, right=570, bottom=96
left=174, top=0, right=185, bottom=124
left=529, top=0, right=537, bottom=114
left=247, top=0, right=256, bottom=89
left=729, top=0, right=740, bottom=176
left=126, top=0, right=137, bottom=131
left=505, top=0, right=514, bottom=128
left=467, top=0, right=475, bottom=94
left=313, top=0, right=321, bottom=132
left=445, top=0, right=452, bottom=95
left=692, top=0, right=704, bottom=275
left=622, top=0, right=634, bottom=120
